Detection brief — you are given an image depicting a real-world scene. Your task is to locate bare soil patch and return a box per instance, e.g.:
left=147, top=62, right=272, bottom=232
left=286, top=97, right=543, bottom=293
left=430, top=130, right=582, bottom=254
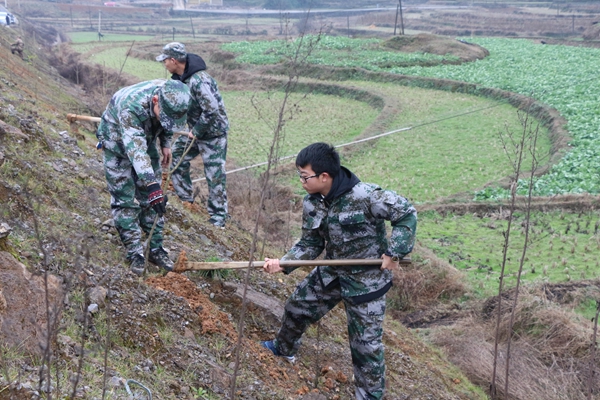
left=383, top=33, right=489, bottom=62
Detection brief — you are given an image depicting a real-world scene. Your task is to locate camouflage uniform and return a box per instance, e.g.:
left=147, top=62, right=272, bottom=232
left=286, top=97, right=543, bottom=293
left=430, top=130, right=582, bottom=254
left=157, top=42, right=229, bottom=225
left=97, top=79, right=190, bottom=261
left=10, top=37, right=23, bottom=59
left=275, top=175, right=417, bottom=400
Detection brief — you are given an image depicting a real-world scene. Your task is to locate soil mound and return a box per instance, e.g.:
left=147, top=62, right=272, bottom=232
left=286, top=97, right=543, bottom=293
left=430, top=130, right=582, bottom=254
left=582, top=21, right=600, bottom=40
left=383, top=33, right=489, bottom=62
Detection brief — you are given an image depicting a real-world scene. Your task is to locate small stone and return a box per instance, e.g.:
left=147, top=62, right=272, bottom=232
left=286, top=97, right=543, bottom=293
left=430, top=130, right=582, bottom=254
left=183, top=327, right=195, bottom=339
left=199, top=234, right=212, bottom=245
left=108, top=376, right=124, bottom=387
left=88, top=286, right=108, bottom=306
left=87, top=304, right=99, bottom=314
left=0, top=222, right=12, bottom=239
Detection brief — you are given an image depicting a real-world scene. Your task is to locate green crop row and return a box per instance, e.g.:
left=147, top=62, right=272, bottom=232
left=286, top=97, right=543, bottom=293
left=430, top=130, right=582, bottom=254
left=222, top=35, right=459, bottom=67
left=419, top=209, right=600, bottom=299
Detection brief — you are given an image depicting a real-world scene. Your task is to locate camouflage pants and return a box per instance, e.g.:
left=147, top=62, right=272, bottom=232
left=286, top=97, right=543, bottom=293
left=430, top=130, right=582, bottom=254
left=170, top=134, right=228, bottom=222
left=275, top=268, right=387, bottom=400
left=103, top=146, right=164, bottom=260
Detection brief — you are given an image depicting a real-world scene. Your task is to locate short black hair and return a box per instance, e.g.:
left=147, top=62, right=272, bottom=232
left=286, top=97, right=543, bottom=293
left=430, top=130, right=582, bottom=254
left=296, top=142, right=340, bottom=178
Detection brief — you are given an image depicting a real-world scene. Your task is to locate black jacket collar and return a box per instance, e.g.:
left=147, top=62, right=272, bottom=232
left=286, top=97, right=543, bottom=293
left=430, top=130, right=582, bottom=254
left=171, top=53, right=207, bottom=82
left=311, top=166, right=360, bottom=205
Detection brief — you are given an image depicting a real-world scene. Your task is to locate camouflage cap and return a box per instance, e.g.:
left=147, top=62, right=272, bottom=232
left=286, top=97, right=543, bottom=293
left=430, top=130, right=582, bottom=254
left=157, top=80, right=190, bottom=134
left=156, top=42, right=187, bottom=62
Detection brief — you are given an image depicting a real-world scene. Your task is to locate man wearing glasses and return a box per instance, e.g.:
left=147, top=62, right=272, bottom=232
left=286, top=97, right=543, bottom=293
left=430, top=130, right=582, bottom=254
left=261, top=142, right=417, bottom=400
left=156, top=42, right=230, bottom=227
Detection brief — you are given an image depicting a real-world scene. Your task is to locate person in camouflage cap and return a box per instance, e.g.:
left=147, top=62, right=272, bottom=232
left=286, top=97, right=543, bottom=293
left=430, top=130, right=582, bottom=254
left=97, top=79, right=190, bottom=275
left=157, top=42, right=230, bottom=227
left=262, top=143, right=417, bottom=400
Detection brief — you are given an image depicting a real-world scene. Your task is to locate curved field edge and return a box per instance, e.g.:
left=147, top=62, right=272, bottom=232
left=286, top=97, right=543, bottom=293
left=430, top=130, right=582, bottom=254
left=226, top=76, right=538, bottom=203
left=268, top=63, right=568, bottom=159
left=265, top=63, right=568, bottom=195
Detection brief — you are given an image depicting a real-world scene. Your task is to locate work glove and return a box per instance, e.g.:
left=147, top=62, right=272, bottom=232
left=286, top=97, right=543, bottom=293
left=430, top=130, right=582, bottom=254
left=147, top=182, right=166, bottom=216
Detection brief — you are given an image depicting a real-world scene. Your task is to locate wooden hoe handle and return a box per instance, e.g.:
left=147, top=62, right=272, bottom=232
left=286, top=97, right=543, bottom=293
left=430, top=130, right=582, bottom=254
left=175, top=258, right=411, bottom=272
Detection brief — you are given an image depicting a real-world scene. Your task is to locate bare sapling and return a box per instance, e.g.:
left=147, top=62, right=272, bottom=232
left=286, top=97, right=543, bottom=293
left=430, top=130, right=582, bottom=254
left=17, top=185, right=95, bottom=399
left=502, top=106, right=541, bottom=397
left=490, top=101, right=541, bottom=399
left=587, top=301, right=600, bottom=400
left=229, top=17, right=324, bottom=399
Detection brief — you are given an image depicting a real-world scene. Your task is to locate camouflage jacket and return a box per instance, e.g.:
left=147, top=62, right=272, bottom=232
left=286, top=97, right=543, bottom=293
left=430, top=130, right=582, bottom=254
left=282, top=179, right=417, bottom=300
left=173, top=54, right=229, bottom=140
left=11, top=38, right=23, bottom=51
left=97, top=79, right=170, bottom=185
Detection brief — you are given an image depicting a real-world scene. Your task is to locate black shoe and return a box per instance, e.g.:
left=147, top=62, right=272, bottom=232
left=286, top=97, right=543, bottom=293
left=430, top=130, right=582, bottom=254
left=208, top=217, right=225, bottom=227
left=148, top=247, right=174, bottom=272
left=129, top=254, right=146, bottom=276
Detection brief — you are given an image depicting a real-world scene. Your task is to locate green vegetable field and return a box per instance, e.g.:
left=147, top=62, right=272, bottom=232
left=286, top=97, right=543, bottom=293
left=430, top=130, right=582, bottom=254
left=222, top=35, right=459, bottom=67
left=226, top=37, right=600, bottom=197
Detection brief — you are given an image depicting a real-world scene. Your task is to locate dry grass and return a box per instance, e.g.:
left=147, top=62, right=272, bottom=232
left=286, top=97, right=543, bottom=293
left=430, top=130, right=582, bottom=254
left=389, top=243, right=467, bottom=312
left=429, top=288, right=598, bottom=400
left=213, top=168, right=302, bottom=256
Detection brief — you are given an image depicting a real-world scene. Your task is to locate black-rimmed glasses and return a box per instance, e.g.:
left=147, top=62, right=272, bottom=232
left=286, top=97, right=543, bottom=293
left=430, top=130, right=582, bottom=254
left=297, top=171, right=320, bottom=183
